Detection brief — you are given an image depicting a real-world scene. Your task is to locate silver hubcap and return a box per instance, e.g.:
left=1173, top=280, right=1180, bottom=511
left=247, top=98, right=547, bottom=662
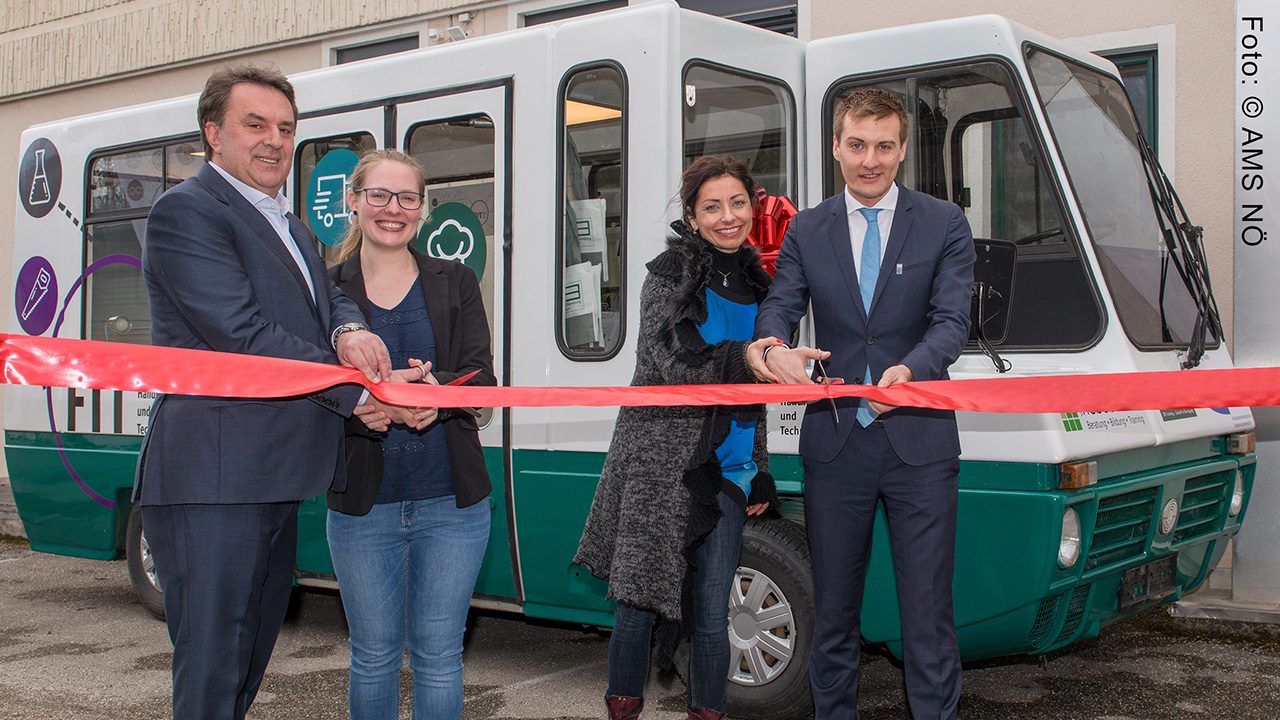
left=140, top=531, right=160, bottom=592
left=727, top=565, right=795, bottom=686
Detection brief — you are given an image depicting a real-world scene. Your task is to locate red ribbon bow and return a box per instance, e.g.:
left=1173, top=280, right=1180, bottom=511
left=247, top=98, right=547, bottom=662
left=746, top=188, right=798, bottom=277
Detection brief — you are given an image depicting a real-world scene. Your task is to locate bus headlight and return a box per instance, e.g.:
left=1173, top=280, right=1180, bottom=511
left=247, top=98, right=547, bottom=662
left=1058, top=507, right=1082, bottom=569
left=1230, top=471, right=1245, bottom=517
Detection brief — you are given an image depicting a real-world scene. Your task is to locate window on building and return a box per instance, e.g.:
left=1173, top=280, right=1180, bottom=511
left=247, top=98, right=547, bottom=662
left=524, top=0, right=627, bottom=26
left=335, top=35, right=420, bottom=64
left=558, top=64, right=626, bottom=359
left=84, top=138, right=202, bottom=345
left=1099, top=49, right=1158, bottom=151
left=682, top=63, right=795, bottom=198
left=677, top=0, right=797, bottom=36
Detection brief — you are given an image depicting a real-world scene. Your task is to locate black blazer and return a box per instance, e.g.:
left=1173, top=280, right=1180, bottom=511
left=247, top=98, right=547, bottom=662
left=327, top=248, right=496, bottom=514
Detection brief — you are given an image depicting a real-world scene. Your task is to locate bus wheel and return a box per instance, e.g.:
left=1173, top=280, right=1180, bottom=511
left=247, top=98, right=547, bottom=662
left=126, top=504, right=166, bottom=620
left=725, top=517, right=814, bottom=720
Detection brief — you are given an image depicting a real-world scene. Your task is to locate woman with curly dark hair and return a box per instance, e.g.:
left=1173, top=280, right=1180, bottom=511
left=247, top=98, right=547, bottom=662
left=575, top=155, right=781, bottom=720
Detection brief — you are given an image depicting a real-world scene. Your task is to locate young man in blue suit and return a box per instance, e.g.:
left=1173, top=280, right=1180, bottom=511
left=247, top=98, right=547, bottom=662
left=136, top=65, right=402, bottom=720
left=750, top=87, right=976, bottom=719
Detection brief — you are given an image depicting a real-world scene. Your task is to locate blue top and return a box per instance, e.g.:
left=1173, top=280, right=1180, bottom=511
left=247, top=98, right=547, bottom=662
left=698, top=288, right=759, bottom=501
left=368, top=276, right=453, bottom=503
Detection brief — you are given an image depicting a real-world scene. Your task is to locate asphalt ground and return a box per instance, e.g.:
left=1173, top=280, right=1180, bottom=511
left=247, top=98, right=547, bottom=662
left=1, top=537, right=1279, bottom=719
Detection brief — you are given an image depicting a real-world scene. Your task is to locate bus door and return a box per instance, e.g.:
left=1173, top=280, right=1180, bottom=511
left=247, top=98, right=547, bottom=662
left=288, top=107, right=385, bottom=580
left=678, top=42, right=806, bottom=466
left=396, top=85, right=516, bottom=605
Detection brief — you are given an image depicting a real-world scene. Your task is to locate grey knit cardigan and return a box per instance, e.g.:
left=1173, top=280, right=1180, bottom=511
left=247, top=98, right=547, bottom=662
left=573, top=223, right=777, bottom=621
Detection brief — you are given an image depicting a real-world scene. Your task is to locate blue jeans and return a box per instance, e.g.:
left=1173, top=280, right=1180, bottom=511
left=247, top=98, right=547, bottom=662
left=607, top=491, right=745, bottom=711
left=328, top=496, right=490, bottom=720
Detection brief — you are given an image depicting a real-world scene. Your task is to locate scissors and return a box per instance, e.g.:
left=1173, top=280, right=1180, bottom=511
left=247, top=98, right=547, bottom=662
left=813, top=355, right=840, bottom=425
left=446, top=369, right=481, bottom=386
left=445, top=369, right=483, bottom=417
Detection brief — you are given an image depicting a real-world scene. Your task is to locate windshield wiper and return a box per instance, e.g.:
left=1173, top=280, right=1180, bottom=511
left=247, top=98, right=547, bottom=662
left=1135, top=130, right=1223, bottom=369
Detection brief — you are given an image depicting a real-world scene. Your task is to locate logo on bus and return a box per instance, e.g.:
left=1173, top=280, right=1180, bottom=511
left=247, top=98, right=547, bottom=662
left=306, top=149, right=360, bottom=247
left=419, top=202, right=487, bottom=279
left=19, top=138, right=62, bottom=218
left=14, top=256, right=57, bottom=336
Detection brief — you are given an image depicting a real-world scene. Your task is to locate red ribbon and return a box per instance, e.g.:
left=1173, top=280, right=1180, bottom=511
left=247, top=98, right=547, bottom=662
left=3, top=334, right=1278, bottom=413
left=746, top=190, right=798, bottom=277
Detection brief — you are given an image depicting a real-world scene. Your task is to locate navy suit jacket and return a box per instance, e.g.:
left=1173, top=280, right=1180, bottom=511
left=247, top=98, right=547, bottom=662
left=135, top=163, right=366, bottom=505
left=755, top=184, right=975, bottom=466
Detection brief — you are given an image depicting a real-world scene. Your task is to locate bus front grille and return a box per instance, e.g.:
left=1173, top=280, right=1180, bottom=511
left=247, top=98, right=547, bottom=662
left=1086, top=488, right=1157, bottom=570
left=1174, top=473, right=1231, bottom=543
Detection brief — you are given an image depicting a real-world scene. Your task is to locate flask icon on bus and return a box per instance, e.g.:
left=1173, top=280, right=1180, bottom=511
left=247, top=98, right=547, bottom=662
left=29, top=149, right=52, bottom=206
left=311, top=174, right=350, bottom=228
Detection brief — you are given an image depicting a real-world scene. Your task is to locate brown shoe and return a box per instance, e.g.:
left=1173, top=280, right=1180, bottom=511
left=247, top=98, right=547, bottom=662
left=687, top=708, right=726, bottom=720
left=606, top=695, right=644, bottom=720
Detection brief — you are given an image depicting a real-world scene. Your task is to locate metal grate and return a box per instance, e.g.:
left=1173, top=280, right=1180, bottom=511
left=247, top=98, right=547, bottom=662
left=1086, top=488, right=1156, bottom=570
left=1028, top=593, right=1062, bottom=649
left=1174, top=473, right=1230, bottom=543
left=1053, top=584, right=1092, bottom=645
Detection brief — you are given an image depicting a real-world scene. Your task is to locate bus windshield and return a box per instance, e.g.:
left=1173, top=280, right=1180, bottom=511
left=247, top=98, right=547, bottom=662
left=1025, top=47, right=1218, bottom=353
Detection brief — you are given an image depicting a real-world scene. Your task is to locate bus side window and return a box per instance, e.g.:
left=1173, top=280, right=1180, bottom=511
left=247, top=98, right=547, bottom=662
left=295, top=133, right=377, bottom=265
left=681, top=62, right=795, bottom=198
left=405, top=115, right=498, bottom=348
left=558, top=64, right=626, bottom=359
left=85, top=139, right=200, bottom=345
left=827, top=65, right=1104, bottom=350
left=681, top=62, right=806, bottom=345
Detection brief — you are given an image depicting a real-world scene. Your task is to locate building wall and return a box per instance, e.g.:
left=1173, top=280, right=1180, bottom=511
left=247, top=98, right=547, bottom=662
left=810, top=0, right=1236, bottom=345
left=0, top=0, right=474, bottom=98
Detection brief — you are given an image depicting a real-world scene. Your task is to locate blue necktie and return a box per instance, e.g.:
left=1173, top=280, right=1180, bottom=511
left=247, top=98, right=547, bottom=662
left=856, top=208, right=882, bottom=427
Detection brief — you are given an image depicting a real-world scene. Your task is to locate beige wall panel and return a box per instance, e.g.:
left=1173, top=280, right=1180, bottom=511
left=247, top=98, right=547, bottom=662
left=0, top=0, right=472, bottom=98
left=811, top=0, right=1235, bottom=345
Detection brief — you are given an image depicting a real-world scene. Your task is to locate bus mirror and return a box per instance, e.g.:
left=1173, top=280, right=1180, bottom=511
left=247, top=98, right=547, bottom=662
left=970, top=239, right=1017, bottom=346
left=969, top=239, right=1016, bottom=372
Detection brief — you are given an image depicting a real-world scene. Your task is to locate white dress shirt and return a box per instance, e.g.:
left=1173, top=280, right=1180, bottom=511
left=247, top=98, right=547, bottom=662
left=209, top=161, right=317, bottom=302
left=844, top=182, right=899, bottom=281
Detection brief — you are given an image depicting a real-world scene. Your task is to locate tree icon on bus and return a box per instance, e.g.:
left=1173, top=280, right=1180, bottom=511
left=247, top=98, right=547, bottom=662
left=311, top=174, right=350, bottom=228
left=427, top=219, right=475, bottom=262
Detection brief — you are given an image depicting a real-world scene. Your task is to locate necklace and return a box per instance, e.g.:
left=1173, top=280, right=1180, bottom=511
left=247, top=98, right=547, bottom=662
left=713, top=267, right=732, bottom=287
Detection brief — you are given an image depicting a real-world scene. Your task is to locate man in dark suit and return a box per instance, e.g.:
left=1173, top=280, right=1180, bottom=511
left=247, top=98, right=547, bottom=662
left=136, top=65, right=395, bottom=720
left=750, top=87, right=975, bottom=719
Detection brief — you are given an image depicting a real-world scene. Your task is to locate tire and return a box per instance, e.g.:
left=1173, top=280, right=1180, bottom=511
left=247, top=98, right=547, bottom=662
left=724, top=517, right=814, bottom=720
left=126, top=503, right=166, bottom=620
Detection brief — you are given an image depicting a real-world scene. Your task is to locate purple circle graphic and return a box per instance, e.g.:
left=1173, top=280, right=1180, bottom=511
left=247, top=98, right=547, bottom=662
left=15, top=256, right=57, bottom=335
left=43, top=254, right=143, bottom=510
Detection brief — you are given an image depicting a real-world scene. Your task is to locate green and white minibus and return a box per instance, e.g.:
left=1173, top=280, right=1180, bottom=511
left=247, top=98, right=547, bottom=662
left=8, top=4, right=1255, bottom=717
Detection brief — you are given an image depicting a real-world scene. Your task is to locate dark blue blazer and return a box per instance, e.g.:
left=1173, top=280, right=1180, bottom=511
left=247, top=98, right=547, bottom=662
left=755, top=184, right=975, bottom=466
left=135, top=163, right=365, bottom=505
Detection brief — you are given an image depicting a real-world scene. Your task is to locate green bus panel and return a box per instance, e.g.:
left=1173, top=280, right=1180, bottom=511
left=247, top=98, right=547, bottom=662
left=511, top=449, right=614, bottom=622
left=4, top=431, right=139, bottom=559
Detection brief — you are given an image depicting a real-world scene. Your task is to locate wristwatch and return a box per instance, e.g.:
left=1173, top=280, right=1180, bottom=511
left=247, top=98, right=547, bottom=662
left=330, top=321, right=370, bottom=348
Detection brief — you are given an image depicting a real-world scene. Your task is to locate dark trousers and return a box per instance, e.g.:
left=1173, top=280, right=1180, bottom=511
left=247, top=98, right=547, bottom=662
left=607, top=491, right=745, bottom=711
left=804, top=421, right=961, bottom=720
left=142, top=502, right=299, bottom=720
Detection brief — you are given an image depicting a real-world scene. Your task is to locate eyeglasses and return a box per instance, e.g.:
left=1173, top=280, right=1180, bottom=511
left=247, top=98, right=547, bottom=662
left=354, top=187, right=424, bottom=211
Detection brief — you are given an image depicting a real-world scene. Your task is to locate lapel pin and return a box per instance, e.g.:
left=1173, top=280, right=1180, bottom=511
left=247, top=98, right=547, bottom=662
left=895, top=263, right=903, bottom=275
